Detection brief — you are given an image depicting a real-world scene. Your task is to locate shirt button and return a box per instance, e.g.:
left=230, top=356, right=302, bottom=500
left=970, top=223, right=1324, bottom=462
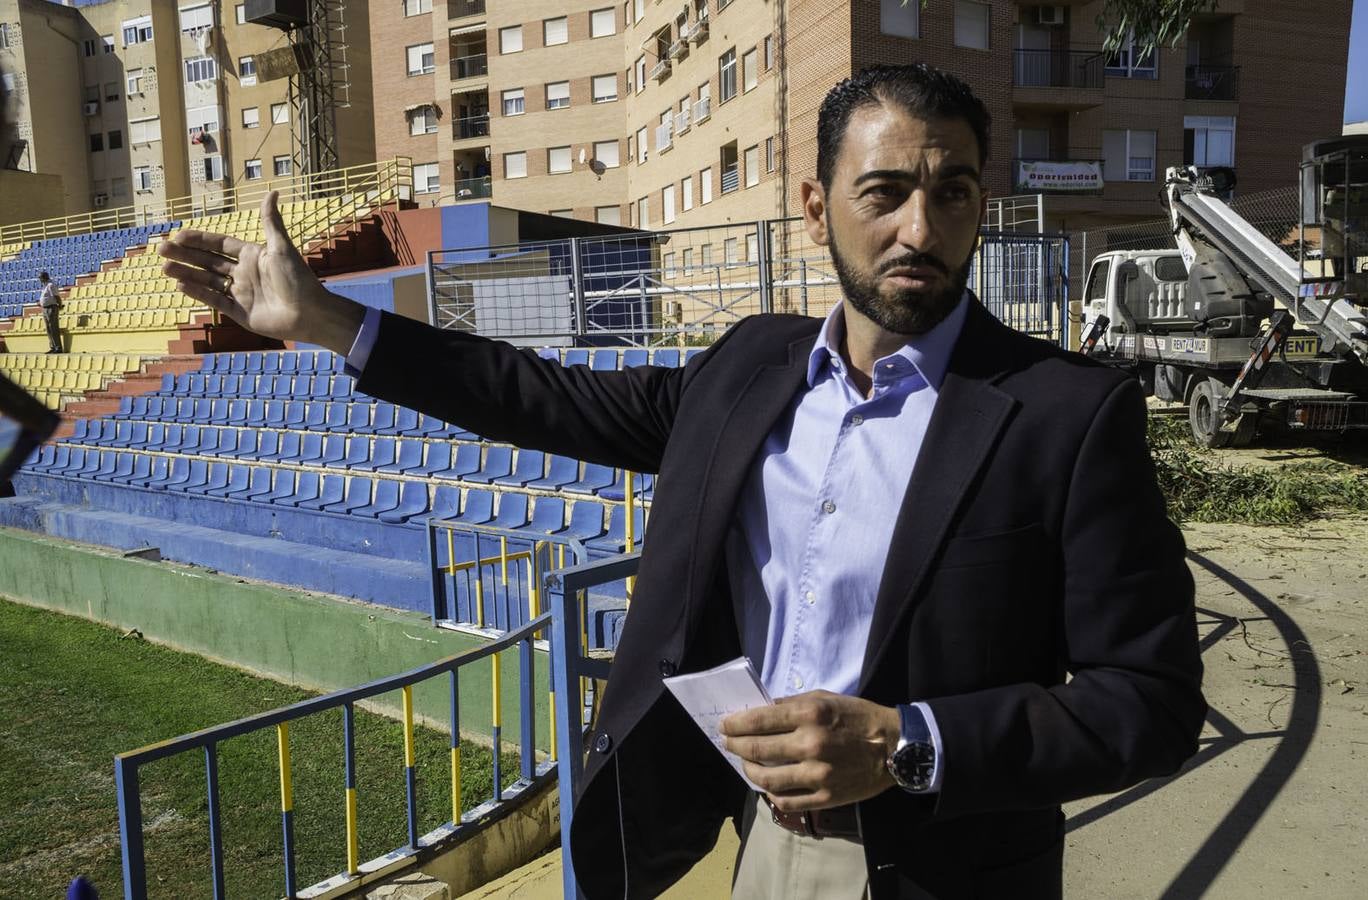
left=822, top=499, right=836, bottom=515
left=792, top=676, right=804, bottom=689
left=804, top=590, right=815, bottom=605
left=850, top=414, right=864, bottom=426
left=658, top=658, right=677, bottom=677
left=594, top=733, right=612, bottom=753
left=884, top=363, right=896, bottom=370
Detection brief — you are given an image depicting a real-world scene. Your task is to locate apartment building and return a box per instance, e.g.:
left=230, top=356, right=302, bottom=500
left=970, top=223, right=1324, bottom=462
left=0, top=0, right=374, bottom=219
left=374, top=0, right=1349, bottom=235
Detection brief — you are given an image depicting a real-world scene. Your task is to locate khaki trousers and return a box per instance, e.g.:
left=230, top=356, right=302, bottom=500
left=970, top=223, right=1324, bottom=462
left=732, top=793, right=869, bottom=900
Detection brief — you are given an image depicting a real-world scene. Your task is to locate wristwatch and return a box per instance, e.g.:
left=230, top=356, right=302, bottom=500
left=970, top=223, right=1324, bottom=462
left=885, top=704, right=936, bottom=793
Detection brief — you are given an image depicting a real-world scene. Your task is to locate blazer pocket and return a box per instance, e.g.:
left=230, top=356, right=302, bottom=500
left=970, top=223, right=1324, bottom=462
left=937, top=522, right=1045, bottom=570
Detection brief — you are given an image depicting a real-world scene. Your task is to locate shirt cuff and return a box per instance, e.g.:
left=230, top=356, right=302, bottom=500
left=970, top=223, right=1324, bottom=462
left=910, top=701, right=945, bottom=793
left=343, top=306, right=382, bottom=377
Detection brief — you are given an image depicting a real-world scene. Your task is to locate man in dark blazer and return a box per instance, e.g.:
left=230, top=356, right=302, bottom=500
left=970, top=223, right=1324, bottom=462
left=161, top=65, right=1205, bottom=899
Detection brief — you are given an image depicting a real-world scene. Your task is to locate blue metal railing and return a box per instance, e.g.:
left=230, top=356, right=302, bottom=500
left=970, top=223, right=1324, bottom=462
left=115, top=608, right=556, bottom=898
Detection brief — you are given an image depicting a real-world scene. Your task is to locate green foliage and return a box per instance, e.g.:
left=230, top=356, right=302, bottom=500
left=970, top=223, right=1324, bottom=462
left=1147, top=415, right=1368, bottom=524
left=1094, top=0, right=1220, bottom=55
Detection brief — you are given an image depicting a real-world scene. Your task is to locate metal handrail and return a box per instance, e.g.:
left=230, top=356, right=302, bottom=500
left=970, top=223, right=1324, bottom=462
left=449, top=0, right=485, bottom=17
left=1012, top=48, right=1104, bottom=89
left=450, top=53, right=488, bottom=80
left=116, top=596, right=554, bottom=899
left=453, top=113, right=491, bottom=140
left=1184, top=64, right=1240, bottom=101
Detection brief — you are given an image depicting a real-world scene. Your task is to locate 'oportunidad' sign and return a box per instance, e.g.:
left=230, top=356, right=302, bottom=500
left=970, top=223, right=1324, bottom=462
left=1016, top=160, right=1103, bottom=192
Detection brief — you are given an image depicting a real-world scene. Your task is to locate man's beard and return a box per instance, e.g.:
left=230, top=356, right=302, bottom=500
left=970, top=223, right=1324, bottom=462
left=827, top=226, right=971, bottom=335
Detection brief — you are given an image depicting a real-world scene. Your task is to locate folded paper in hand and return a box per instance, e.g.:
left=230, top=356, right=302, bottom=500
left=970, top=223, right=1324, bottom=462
left=662, top=656, right=773, bottom=791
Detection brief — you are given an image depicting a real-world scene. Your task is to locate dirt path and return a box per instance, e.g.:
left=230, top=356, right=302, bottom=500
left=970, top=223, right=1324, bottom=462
left=1064, top=515, right=1368, bottom=898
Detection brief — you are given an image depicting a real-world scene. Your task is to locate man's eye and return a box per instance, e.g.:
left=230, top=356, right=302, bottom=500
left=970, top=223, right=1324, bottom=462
left=937, top=184, right=974, bottom=204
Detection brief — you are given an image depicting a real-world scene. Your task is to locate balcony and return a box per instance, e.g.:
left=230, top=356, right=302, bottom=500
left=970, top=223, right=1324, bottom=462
left=1185, top=65, right=1240, bottom=101
left=682, top=14, right=709, bottom=42
left=692, top=97, right=711, bottom=124
left=450, top=53, right=487, bottom=81
left=674, top=107, right=690, bottom=135
left=655, top=121, right=673, bottom=153
left=453, top=175, right=492, bottom=201
left=448, top=0, right=484, bottom=19
left=668, top=40, right=689, bottom=61
left=721, top=165, right=739, bottom=194
left=1014, top=49, right=1104, bottom=89
left=649, top=58, right=671, bottom=81
left=452, top=113, right=489, bottom=141
left=1013, top=158, right=1104, bottom=195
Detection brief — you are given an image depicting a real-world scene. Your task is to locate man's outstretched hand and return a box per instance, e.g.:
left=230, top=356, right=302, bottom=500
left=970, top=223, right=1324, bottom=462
left=158, top=190, right=365, bottom=355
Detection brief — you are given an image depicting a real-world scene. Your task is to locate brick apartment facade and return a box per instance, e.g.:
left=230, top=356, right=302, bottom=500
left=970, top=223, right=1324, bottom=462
left=374, top=0, right=1350, bottom=234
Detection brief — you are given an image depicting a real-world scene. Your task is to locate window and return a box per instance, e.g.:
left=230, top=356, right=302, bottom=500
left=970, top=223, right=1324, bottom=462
left=663, top=183, right=677, bottom=224
left=499, top=25, right=523, bottom=54
left=879, top=0, right=918, bottom=38
left=724, top=237, right=740, bottom=266
left=406, top=43, right=434, bottom=75
left=550, top=209, right=573, bottom=218
left=594, top=139, right=620, bottom=168
left=235, top=4, right=245, bottom=25
left=179, top=4, right=213, bottom=32
left=548, top=146, right=572, bottom=174
left=745, top=233, right=758, bottom=263
left=1106, top=30, right=1157, bottom=79
left=273, top=155, right=292, bottom=176
left=502, top=88, right=525, bottom=116
left=413, top=162, right=439, bottom=193
left=701, top=244, right=713, bottom=267
left=102, top=34, right=115, bottom=53
left=108, top=130, right=123, bottom=150
left=126, top=69, right=144, bottom=95
left=954, top=1, right=990, bottom=49
left=700, top=166, right=713, bottom=203
left=1102, top=129, right=1157, bottom=181
left=593, top=74, right=618, bottom=103
left=0, top=72, right=12, bottom=94
left=636, top=126, right=648, bottom=163
left=203, top=155, right=224, bottom=181
left=130, top=117, right=161, bottom=143
left=84, top=39, right=97, bottom=57
left=504, top=151, right=527, bottom=179
left=1184, top=116, right=1235, bottom=166
left=85, top=84, right=99, bottom=105
left=546, top=81, right=570, bottom=110
left=242, top=107, right=260, bottom=128
left=664, top=252, right=676, bottom=278
left=591, top=8, right=616, bottom=38
left=634, top=57, right=646, bottom=93
left=764, top=35, right=774, bottom=71
left=122, top=17, right=153, bottom=45
left=409, top=106, right=437, bottom=135
left=89, top=133, right=104, bottom=153
left=402, top=0, right=432, bottom=16
left=186, top=56, right=218, bottom=83
left=271, top=102, right=289, bottom=125
left=682, top=247, right=694, bottom=275
left=596, top=205, right=621, bottom=225
left=0, top=23, right=9, bottom=49
left=105, top=82, right=119, bottom=102
left=742, top=49, right=758, bottom=92
left=111, top=176, right=127, bottom=199
left=682, top=174, right=694, bottom=210
left=634, top=0, right=645, bottom=22
left=1085, top=259, right=1110, bottom=302
left=245, top=158, right=263, bottom=179
left=765, top=136, right=775, bottom=172
left=239, top=56, right=256, bottom=85
left=719, top=49, right=737, bottom=102
left=637, top=196, right=649, bottom=227
left=544, top=17, right=568, bottom=46
left=134, top=166, right=152, bottom=191
left=744, top=144, right=759, bottom=187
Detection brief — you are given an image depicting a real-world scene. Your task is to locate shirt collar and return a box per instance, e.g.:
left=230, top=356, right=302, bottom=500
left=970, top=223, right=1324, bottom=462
left=806, top=291, right=970, bottom=391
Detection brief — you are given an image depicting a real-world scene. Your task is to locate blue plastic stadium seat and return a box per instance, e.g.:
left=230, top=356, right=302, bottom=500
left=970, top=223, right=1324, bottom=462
left=329, top=375, right=355, bottom=399
left=32, top=445, right=66, bottom=472
left=68, top=420, right=92, bottom=442
left=336, top=436, right=372, bottom=469
left=351, top=479, right=402, bottom=519
left=349, top=436, right=396, bottom=472
left=165, top=459, right=210, bottom=492
left=279, top=351, right=298, bottom=372
left=342, top=404, right=371, bottom=433
left=585, top=505, right=647, bottom=552
left=228, top=466, right=275, bottom=501
left=376, top=439, right=424, bottom=474
left=244, top=399, right=267, bottom=425
left=210, top=354, right=231, bottom=373
left=429, top=485, right=462, bottom=520
left=529, top=496, right=567, bottom=534
left=378, top=482, right=431, bottom=524
left=262, top=400, right=287, bottom=428
left=93, top=451, right=133, bottom=482
left=536, top=348, right=558, bottom=361
left=207, top=464, right=251, bottom=498
left=652, top=349, right=681, bottom=367
left=463, top=445, right=513, bottom=484
left=246, top=432, right=279, bottom=460
left=114, top=397, right=136, bottom=418
left=432, top=444, right=482, bottom=481
left=229, top=353, right=248, bottom=374
left=245, top=353, right=264, bottom=374
left=322, top=476, right=374, bottom=515
left=296, top=352, right=316, bottom=373
left=563, top=349, right=590, bottom=367
left=684, top=348, right=705, bottom=364
left=564, top=462, right=616, bottom=495
left=491, top=493, right=530, bottom=529
left=493, top=449, right=544, bottom=486
left=204, top=374, right=224, bottom=397
left=262, top=352, right=281, bottom=374
left=183, top=461, right=231, bottom=495
left=218, top=430, right=259, bottom=459
left=527, top=454, right=579, bottom=490
left=567, top=499, right=608, bottom=540
left=450, top=489, right=494, bottom=524
left=301, top=401, right=328, bottom=431
left=357, top=403, right=396, bottom=436
left=317, top=434, right=348, bottom=467
left=257, top=470, right=298, bottom=504
left=225, top=399, right=250, bottom=426
left=391, top=407, right=422, bottom=436
left=189, top=398, right=214, bottom=424
left=258, top=431, right=302, bottom=463
left=279, top=471, right=324, bottom=508
left=622, top=349, right=650, bottom=368
left=134, top=456, right=171, bottom=488
left=591, top=349, right=618, bottom=370
left=297, top=474, right=347, bottom=510
left=405, top=442, right=452, bottom=478
left=53, top=447, right=87, bottom=476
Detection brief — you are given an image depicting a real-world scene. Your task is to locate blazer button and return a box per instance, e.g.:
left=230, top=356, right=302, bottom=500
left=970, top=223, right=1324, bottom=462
left=658, top=658, right=677, bottom=677
left=594, top=733, right=612, bottom=754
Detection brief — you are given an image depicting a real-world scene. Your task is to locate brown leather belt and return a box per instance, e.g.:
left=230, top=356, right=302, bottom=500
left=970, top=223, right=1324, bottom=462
left=763, top=795, right=861, bottom=839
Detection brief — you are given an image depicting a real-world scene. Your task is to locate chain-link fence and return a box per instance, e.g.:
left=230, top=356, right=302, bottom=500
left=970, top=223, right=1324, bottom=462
left=427, top=218, right=1069, bottom=348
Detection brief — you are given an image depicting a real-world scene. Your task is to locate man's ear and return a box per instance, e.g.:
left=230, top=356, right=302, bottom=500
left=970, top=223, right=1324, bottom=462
left=800, top=178, right=829, bottom=247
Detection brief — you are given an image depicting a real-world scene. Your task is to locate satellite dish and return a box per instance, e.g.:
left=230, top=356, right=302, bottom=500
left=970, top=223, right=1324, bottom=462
left=578, top=147, right=587, bottom=165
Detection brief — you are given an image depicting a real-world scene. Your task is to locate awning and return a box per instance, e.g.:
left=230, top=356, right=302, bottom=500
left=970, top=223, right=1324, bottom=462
left=449, top=23, right=485, bottom=37
left=403, top=102, right=436, bottom=115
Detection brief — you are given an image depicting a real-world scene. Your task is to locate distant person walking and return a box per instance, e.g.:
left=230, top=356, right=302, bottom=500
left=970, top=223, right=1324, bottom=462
left=38, top=272, right=63, bottom=353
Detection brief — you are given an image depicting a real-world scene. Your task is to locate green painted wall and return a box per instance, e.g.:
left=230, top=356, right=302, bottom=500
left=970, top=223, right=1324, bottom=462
left=0, top=527, right=551, bottom=748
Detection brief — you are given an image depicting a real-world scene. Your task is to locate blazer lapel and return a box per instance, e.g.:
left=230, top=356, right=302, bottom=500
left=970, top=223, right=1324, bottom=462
left=858, top=305, right=1019, bottom=692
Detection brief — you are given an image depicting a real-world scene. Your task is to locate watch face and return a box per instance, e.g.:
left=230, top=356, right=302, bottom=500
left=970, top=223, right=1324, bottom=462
left=891, top=741, right=935, bottom=792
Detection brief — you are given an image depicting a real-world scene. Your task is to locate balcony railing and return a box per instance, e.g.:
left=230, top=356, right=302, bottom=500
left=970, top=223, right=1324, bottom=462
left=1185, top=65, right=1240, bottom=101
left=649, top=58, right=671, bottom=81
left=721, top=165, right=739, bottom=194
left=692, top=97, right=711, bottom=124
left=449, top=0, right=485, bottom=18
left=668, top=40, right=688, bottom=61
left=453, top=175, right=492, bottom=200
left=655, top=121, right=673, bottom=153
left=1013, top=49, right=1104, bottom=89
left=452, top=113, right=489, bottom=140
left=682, top=13, right=709, bottom=42
left=674, top=108, right=690, bottom=135
left=1013, top=158, right=1104, bottom=194
left=450, top=53, right=488, bottom=80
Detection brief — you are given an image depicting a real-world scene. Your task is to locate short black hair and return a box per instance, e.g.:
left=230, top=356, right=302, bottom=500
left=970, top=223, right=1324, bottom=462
left=39, top=271, right=49, bottom=280
left=816, top=64, right=991, bottom=190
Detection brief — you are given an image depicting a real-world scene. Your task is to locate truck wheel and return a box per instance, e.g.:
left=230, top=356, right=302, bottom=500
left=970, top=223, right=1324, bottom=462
left=1189, top=379, right=1233, bottom=448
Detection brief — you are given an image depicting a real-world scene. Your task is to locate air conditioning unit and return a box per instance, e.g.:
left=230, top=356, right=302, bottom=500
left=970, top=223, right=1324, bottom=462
left=83, top=101, right=99, bottom=116
left=93, top=193, right=109, bottom=208
left=1036, top=6, right=1066, bottom=26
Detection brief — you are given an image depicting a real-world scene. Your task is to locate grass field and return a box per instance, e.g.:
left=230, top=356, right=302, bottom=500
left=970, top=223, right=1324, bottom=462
left=0, top=598, right=522, bottom=899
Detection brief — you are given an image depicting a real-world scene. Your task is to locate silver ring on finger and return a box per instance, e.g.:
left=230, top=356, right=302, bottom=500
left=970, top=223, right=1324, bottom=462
left=220, top=273, right=234, bottom=294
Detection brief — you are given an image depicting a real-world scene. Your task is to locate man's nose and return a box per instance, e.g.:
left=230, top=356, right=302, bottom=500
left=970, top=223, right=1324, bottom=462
left=893, top=190, right=939, bottom=255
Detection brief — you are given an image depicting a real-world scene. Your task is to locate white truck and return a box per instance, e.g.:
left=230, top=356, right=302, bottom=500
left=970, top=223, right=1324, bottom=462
left=1080, top=135, right=1368, bottom=447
